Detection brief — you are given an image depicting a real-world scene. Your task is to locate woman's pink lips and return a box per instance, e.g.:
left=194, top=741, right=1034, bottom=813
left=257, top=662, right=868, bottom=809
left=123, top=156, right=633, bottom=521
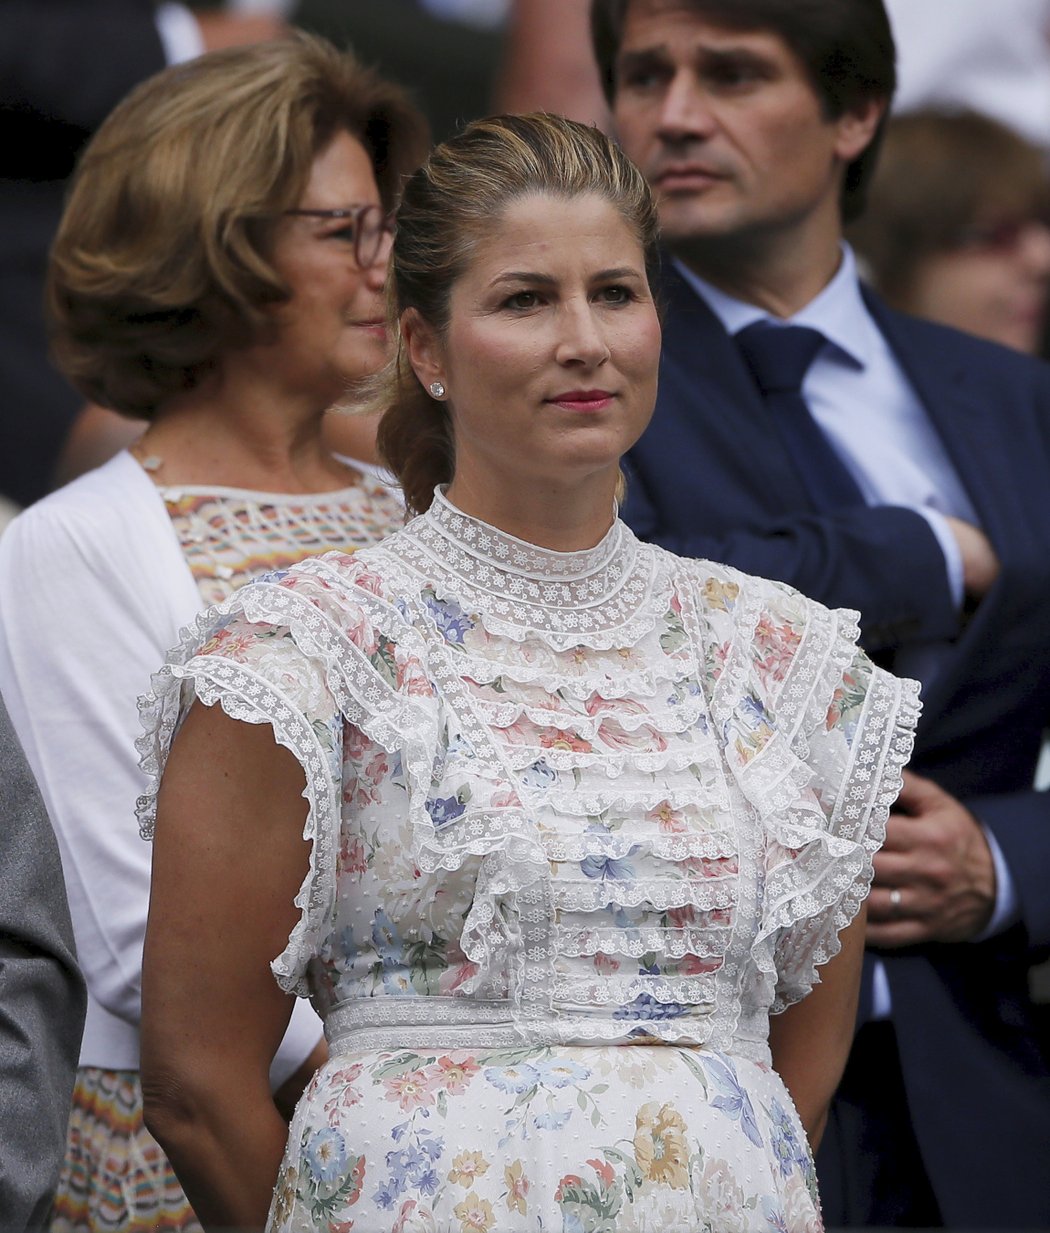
left=547, top=390, right=615, bottom=411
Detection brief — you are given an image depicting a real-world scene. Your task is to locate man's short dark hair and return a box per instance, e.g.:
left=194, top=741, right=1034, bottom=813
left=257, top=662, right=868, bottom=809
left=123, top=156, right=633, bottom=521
left=591, top=0, right=897, bottom=222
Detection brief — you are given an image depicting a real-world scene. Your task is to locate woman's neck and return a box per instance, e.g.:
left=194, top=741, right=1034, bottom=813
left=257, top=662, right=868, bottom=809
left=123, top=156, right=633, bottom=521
left=136, top=374, right=361, bottom=493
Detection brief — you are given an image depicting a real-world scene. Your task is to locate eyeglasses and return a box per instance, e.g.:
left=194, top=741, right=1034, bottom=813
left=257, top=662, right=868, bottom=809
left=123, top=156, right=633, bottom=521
left=283, top=203, right=394, bottom=269
left=953, top=212, right=1050, bottom=253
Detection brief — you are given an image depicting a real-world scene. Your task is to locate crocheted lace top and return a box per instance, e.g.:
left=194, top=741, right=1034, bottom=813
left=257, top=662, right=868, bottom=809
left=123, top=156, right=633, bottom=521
left=138, top=488, right=919, bottom=1063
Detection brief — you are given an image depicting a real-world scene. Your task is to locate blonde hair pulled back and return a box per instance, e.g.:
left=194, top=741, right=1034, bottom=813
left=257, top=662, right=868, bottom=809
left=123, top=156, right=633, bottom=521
left=373, top=112, right=660, bottom=514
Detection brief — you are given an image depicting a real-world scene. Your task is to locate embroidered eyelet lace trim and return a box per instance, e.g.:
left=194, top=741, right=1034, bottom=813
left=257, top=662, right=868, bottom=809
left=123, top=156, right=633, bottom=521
left=387, top=488, right=675, bottom=651
left=138, top=504, right=920, bottom=1048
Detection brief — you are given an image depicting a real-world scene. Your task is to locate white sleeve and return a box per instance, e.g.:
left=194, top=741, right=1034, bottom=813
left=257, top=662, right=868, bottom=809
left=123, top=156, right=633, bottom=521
left=0, top=490, right=193, bottom=1031
left=0, top=467, right=322, bottom=1080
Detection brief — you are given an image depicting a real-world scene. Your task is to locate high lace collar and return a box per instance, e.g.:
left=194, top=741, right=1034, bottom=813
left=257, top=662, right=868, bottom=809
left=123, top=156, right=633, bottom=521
left=428, top=486, right=625, bottom=581
left=392, top=487, right=667, bottom=650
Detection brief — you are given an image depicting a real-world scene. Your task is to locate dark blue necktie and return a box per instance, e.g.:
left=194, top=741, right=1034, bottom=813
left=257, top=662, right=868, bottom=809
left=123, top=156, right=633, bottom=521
left=735, top=320, right=866, bottom=513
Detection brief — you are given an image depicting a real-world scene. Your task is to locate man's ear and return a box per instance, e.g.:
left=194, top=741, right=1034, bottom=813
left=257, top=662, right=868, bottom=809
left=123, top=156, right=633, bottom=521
left=834, top=95, right=888, bottom=163
left=401, top=308, right=445, bottom=391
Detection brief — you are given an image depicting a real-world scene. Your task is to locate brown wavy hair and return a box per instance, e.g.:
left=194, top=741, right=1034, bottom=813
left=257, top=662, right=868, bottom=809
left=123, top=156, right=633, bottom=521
left=372, top=112, right=661, bottom=515
left=47, top=33, right=428, bottom=419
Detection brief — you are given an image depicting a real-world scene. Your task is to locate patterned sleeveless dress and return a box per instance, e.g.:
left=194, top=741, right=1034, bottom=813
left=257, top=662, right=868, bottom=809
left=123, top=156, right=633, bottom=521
left=140, top=489, right=918, bottom=1232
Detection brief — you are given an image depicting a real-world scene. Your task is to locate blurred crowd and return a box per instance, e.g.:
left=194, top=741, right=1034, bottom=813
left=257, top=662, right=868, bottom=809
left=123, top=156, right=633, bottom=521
left=3, top=0, right=1050, bottom=1229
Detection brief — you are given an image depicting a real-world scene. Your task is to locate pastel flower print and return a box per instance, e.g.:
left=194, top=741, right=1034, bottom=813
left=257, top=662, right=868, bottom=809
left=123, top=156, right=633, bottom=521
left=701, top=576, right=740, bottom=611
left=580, top=847, right=639, bottom=881
left=305, top=1126, right=348, bottom=1184
left=431, top=1055, right=480, bottom=1095
left=453, top=1191, right=495, bottom=1232
left=392, top=1198, right=437, bottom=1233
left=448, top=1151, right=491, bottom=1186
left=383, top=1069, right=435, bottom=1112
left=539, top=728, right=593, bottom=753
left=483, top=1062, right=540, bottom=1094
left=425, top=792, right=467, bottom=828
left=532, top=1057, right=590, bottom=1089
left=519, top=758, right=556, bottom=791
left=649, top=800, right=688, bottom=834
left=633, top=1102, right=690, bottom=1189
left=504, top=1159, right=529, bottom=1215
left=422, top=591, right=475, bottom=645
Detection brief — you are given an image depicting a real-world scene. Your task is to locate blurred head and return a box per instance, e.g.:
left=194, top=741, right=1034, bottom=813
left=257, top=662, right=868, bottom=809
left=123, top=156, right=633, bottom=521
left=591, top=0, right=895, bottom=256
left=848, top=109, right=1050, bottom=355
left=48, top=34, right=428, bottom=419
left=373, top=113, right=662, bottom=515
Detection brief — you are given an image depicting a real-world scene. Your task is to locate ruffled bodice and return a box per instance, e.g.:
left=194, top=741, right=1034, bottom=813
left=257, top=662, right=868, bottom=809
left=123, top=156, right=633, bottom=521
left=138, top=490, right=919, bottom=1065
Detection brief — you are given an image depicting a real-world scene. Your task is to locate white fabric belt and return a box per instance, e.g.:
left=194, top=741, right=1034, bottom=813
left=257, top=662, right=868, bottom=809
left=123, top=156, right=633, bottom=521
left=324, top=996, right=519, bottom=1054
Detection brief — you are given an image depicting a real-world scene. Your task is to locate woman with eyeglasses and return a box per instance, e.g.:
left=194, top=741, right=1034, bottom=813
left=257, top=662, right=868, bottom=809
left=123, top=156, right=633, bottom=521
left=0, top=34, right=426, bottom=1231
left=849, top=108, right=1050, bottom=357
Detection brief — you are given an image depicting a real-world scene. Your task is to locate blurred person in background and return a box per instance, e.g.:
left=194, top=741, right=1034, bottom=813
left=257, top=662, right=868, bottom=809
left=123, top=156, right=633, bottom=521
left=0, top=34, right=426, bottom=1231
left=0, top=0, right=286, bottom=512
left=849, top=109, right=1050, bottom=356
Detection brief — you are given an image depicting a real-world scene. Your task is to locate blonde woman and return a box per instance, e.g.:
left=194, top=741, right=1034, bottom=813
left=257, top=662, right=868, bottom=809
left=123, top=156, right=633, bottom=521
left=0, top=35, right=426, bottom=1231
left=141, top=115, right=918, bottom=1231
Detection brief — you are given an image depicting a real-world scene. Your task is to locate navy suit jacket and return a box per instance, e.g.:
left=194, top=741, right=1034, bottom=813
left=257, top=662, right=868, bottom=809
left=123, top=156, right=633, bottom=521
left=624, top=261, right=1050, bottom=1226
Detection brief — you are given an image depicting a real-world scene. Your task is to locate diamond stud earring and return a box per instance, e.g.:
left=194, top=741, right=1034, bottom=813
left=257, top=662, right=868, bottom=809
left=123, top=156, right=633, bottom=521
left=428, top=381, right=446, bottom=399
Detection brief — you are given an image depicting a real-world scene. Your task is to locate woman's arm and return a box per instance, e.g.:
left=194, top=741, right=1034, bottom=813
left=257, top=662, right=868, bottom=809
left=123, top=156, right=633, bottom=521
left=767, top=906, right=867, bottom=1151
left=141, top=700, right=313, bottom=1229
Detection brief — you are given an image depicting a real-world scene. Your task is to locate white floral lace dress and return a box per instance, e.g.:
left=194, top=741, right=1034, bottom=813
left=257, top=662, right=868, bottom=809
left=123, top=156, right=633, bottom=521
left=138, top=490, right=919, bottom=1233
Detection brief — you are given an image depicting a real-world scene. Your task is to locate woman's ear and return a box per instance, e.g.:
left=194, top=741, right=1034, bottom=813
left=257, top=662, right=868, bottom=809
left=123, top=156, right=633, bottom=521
left=401, top=308, right=445, bottom=392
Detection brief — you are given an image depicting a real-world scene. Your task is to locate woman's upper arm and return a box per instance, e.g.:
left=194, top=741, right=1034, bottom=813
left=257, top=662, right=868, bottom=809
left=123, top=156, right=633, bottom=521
left=142, top=700, right=313, bottom=1096
left=768, top=905, right=867, bottom=1148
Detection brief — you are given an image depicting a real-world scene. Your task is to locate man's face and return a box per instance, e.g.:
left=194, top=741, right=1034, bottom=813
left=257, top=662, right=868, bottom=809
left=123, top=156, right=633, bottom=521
left=611, top=1, right=871, bottom=252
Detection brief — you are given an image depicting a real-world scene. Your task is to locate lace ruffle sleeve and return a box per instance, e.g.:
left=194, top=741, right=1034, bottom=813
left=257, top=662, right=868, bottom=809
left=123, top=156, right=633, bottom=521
left=136, top=553, right=439, bottom=996
left=702, top=567, right=921, bottom=1012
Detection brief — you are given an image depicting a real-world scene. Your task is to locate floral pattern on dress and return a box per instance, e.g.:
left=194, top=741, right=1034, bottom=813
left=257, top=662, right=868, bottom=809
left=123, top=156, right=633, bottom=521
left=138, top=490, right=920, bottom=1233
left=274, top=1046, right=825, bottom=1232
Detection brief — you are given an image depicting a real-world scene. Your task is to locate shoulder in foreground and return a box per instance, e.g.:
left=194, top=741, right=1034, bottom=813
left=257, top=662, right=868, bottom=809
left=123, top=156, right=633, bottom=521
left=243, top=529, right=410, bottom=614
left=669, top=548, right=847, bottom=619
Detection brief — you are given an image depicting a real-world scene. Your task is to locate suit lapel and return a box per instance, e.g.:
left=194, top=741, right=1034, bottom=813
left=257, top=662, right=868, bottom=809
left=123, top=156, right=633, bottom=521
left=866, top=293, right=1039, bottom=720
left=655, top=261, right=819, bottom=509
left=864, top=293, right=1026, bottom=549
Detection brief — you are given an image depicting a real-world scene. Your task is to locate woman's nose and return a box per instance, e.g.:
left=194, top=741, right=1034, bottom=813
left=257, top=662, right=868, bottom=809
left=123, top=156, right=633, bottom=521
left=555, top=303, right=610, bottom=367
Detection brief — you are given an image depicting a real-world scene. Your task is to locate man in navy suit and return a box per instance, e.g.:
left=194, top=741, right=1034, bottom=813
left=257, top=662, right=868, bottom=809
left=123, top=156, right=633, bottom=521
left=592, top=0, right=1050, bottom=1226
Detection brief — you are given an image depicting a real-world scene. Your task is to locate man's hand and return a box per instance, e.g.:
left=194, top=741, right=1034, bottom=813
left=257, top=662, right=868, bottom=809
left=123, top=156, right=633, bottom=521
left=867, top=770, right=996, bottom=947
left=945, top=516, right=1000, bottom=602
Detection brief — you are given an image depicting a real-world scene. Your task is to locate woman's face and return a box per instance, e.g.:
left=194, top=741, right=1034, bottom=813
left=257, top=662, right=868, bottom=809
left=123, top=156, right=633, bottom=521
left=905, top=216, right=1050, bottom=355
left=263, top=129, right=390, bottom=405
left=409, top=192, right=661, bottom=507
